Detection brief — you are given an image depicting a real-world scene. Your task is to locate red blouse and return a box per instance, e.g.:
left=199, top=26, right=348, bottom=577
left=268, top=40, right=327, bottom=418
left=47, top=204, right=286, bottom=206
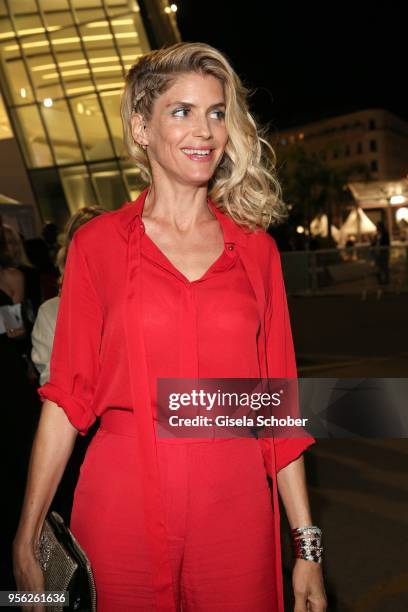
left=140, top=213, right=262, bottom=430
left=38, top=187, right=316, bottom=612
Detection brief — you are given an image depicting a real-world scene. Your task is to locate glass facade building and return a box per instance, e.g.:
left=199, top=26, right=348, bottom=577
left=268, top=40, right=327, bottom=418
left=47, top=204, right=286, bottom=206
left=0, top=0, right=180, bottom=226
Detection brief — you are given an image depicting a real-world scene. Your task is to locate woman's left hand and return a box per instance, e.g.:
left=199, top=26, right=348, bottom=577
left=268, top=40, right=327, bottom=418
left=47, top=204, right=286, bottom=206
left=292, top=558, right=328, bottom=611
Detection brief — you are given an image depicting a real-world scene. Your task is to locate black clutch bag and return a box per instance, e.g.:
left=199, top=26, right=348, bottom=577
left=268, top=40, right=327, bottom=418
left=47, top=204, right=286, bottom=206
left=35, top=511, right=97, bottom=612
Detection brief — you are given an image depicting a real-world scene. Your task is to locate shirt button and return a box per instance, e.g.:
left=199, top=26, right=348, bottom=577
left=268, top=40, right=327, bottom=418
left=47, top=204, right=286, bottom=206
left=227, top=244, right=234, bottom=251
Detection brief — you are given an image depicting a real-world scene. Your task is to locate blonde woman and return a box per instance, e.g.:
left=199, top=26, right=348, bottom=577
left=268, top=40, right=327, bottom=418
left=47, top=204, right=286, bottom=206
left=31, top=207, right=106, bottom=386
left=13, top=43, right=327, bottom=612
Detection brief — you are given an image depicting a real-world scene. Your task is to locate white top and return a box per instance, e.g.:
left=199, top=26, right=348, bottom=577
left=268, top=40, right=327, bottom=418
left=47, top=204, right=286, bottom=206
left=31, top=296, right=60, bottom=385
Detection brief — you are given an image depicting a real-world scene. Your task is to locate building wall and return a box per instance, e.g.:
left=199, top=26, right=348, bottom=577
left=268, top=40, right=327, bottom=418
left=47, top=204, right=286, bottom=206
left=272, top=109, right=408, bottom=181
left=0, top=0, right=181, bottom=229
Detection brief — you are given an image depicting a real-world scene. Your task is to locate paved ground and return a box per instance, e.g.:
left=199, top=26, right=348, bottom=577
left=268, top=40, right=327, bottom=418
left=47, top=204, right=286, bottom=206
left=278, top=294, right=408, bottom=611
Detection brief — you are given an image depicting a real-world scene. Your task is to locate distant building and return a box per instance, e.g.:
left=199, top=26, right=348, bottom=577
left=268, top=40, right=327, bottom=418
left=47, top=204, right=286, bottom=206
left=272, top=108, right=408, bottom=182
left=272, top=109, right=408, bottom=239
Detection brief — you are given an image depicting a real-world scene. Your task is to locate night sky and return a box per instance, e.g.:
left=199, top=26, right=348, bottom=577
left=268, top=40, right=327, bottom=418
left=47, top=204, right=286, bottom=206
left=175, top=1, right=406, bottom=130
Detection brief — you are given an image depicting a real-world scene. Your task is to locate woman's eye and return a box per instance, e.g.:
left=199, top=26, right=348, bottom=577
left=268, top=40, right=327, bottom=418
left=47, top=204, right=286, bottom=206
left=172, top=107, right=190, bottom=117
left=211, top=110, right=225, bottom=120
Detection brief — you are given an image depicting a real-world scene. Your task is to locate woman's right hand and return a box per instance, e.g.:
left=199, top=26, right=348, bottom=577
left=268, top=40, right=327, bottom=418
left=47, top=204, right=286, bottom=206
left=12, top=541, right=46, bottom=612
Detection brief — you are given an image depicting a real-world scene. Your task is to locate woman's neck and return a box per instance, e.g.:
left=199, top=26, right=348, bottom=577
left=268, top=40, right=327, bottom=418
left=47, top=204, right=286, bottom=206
left=143, top=181, right=213, bottom=227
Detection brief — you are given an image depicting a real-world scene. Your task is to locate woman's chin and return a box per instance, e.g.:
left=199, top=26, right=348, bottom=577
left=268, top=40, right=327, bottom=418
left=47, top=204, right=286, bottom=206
left=181, top=169, right=215, bottom=186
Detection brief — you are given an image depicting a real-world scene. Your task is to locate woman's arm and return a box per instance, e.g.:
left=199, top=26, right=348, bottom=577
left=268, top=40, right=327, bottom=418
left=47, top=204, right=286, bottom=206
left=277, top=455, right=327, bottom=612
left=13, top=399, right=78, bottom=574
left=276, top=454, right=312, bottom=527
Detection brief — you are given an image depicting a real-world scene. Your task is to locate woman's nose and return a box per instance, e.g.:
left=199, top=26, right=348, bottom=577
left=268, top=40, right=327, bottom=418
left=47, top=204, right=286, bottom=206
left=192, top=114, right=212, bottom=138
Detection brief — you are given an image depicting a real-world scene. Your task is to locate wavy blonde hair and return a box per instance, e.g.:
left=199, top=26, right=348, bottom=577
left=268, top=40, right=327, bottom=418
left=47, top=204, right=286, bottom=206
left=121, top=42, right=287, bottom=231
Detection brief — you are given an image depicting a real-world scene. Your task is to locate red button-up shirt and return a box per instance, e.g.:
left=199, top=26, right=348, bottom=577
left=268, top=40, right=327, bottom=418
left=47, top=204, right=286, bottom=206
left=38, top=187, right=316, bottom=611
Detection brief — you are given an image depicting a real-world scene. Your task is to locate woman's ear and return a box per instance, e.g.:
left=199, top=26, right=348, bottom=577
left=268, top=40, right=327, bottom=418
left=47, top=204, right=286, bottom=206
left=130, top=113, right=148, bottom=149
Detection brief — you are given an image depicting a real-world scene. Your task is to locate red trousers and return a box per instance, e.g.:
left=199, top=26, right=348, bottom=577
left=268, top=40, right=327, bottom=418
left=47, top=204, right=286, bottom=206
left=70, top=412, right=278, bottom=611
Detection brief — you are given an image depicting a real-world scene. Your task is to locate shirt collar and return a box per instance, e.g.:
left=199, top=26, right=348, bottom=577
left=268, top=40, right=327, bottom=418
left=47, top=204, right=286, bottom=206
left=117, top=186, right=249, bottom=247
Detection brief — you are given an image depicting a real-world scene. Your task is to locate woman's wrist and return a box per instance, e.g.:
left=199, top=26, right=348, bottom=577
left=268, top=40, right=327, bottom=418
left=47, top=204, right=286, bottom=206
left=13, top=520, right=42, bottom=552
left=290, top=525, right=323, bottom=564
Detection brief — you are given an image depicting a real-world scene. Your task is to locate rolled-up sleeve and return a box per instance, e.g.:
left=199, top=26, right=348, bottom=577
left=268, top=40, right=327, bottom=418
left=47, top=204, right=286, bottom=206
left=264, top=236, right=316, bottom=473
left=37, top=232, right=103, bottom=436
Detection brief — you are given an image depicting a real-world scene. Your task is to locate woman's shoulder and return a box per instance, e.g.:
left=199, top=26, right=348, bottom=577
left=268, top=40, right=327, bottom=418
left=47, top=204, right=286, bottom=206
left=70, top=201, right=138, bottom=257
left=72, top=208, right=121, bottom=244
left=246, top=225, right=280, bottom=261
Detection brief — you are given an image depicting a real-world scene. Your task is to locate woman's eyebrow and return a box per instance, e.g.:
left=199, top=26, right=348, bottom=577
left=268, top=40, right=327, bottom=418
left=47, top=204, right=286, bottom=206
left=165, top=101, right=226, bottom=109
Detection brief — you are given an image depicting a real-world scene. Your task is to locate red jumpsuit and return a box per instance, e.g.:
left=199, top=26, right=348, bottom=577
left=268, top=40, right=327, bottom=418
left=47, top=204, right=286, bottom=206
left=38, top=187, right=315, bottom=611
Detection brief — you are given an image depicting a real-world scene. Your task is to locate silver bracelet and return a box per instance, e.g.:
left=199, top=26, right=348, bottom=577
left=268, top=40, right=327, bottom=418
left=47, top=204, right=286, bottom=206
left=291, top=525, right=323, bottom=564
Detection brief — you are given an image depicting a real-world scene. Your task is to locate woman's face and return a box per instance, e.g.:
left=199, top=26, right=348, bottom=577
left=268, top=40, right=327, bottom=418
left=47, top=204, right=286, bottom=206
left=135, top=72, right=228, bottom=187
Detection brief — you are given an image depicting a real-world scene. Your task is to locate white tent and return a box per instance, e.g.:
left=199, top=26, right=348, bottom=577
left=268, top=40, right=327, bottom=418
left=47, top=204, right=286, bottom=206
left=310, top=214, right=341, bottom=243
left=339, top=208, right=377, bottom=246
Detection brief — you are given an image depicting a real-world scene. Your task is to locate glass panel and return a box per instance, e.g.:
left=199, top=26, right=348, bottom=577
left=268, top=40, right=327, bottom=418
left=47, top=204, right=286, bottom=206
left=82, top=43, right=124, bottom=89
left=90, top=161, right=128, bottom=209
left=120, top=159, right=148, bottom=201
left=70, top=0, right=102, bottom=12
left=30, top=166, right=71, bottom=229
left=40, top=98, right=83, bottom=164
left=69, top=94, right=114, bottom=160
left=60, top=165, right=98, bottom=211
left=0, top=92, right=13, bottom=139
left=26, top=53, right=65, bottom=102
left=1, top=57, right=34, bottom=105
left=12, top=104, right=53, bottom=167
left=132, top=6, right=151, bottom=55
left=99, top=89, right=123, bottom=156
left=41, top=0, right=71, bottom=26
left=111, top=13, right=143, bottom=57
left=36, top=0, right=89, bottom=95
left=8, top=0, right=36, bottom=14
left=104, top=3, right=148, bottom=68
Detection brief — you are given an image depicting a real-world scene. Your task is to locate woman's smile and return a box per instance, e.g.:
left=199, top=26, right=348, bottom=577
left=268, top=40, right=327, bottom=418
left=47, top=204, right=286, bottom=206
left=180, top=147, right=215, bottom=162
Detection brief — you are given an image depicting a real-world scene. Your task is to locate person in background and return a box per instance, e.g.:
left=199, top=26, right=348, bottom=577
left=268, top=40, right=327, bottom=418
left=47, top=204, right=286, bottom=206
left=0, top=218, right=25, bottom=340
left=2, top=224, right=42, bottom=379
left=41, top=222, right=59, bottom=269
left=24, top=236, right=59, bottom=302
left=371, top=220, right=390, bottom=285
left=0, top=217, right=39, bottom=591
left=31, top=207, right=107, bottom=386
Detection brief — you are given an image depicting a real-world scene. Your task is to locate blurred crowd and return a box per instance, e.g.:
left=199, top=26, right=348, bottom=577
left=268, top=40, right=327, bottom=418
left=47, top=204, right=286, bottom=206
left=0, top=207, right=106, bottom=590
